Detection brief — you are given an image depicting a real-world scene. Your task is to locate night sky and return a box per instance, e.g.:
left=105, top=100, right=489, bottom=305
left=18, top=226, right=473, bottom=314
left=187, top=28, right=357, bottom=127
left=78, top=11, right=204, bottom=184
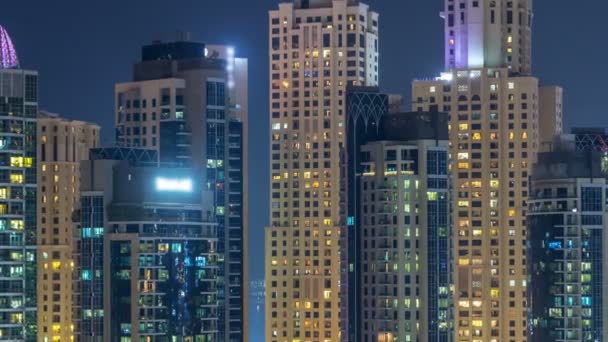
left=2, top=1, right=607, bottom=339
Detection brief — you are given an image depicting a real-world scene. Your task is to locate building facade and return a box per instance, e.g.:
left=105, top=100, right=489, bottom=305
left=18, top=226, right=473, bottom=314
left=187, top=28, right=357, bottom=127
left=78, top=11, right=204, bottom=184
left=75, top=148, right=158, bottom=341
left=358, top=112, right=451, bottom=342
left=37, top=111, right=99, bottom=341
left=441, top=0, right=532, bottom=75
left=77, top=153, right=218, bottom=341
left=528, top=148, right=608, bottom=341
left=114, top=39, right=248, bottom=341
left=266, top=1, right=379, bottom=340
left=343, top=87, right=391, bottom=342
left=0, top=24, right=38, bottom=341
left=412, top=1, right=562, bottom=341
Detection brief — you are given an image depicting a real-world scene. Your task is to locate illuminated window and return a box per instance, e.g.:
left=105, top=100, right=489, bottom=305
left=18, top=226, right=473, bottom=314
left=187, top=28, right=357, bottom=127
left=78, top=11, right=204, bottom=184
left=10, top=220, right=23, bottom=230
left=458, top=201, right=469, bottom=207
left=507, top=36, right=513, bottom=43
left=0, top=188, right=7, bottom=199
left=10, top=174, right=23, bottom=184
left=158, top=243, right=169, bottom=253
left=508, top=82, right=515, bottom=89
left=458, top=124, right=469, bottom=131
left=458, top=153, right=469, bottom=160
left=472, top=133, right=482, bottom=141
left=10, top=157, right=24, bottom=167
left=458, top=162, right=470, bottom=169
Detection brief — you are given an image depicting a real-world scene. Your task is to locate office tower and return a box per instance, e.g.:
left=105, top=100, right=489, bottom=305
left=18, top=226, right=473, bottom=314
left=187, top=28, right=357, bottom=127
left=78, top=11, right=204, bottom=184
left=528, top=146, right=608, bottom=341
left=37, top=111, right=100, bottom=341
left=0, top=24, right=38, bottom=340
left=76, top=150, right=218, bottom=340
left=357, top=111, right=451, bottom=342
left=266, top=1, right=379, bottom=341
left=412, top=1, right=562, bottom=341
left=114, top=38, right=248, bottom=341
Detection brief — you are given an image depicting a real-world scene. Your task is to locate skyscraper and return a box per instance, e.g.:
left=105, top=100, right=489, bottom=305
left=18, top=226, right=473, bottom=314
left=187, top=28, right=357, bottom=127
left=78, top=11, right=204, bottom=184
left=114, top=38, right=248, bottom=341
left=343, top=86, right=393, bottom=342
left=357, top=111, right=451, bottom=342
left=412, top=1, right=562, bottom=341
left=441, top=0, right=532, bottom=75
left=76, top=151, right=219, bottom=340
left=528, top=145, right=608, bottom=341
left=37, top=111, right=100, bottom=341
left=0, top=24, right=38, bottom=341
left=266, top=1, right=379, bottom=340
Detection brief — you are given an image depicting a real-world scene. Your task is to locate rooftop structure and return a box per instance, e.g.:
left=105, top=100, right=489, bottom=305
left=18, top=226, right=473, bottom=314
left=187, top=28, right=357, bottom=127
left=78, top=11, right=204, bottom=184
left=0, top=25, right=19, bottom=69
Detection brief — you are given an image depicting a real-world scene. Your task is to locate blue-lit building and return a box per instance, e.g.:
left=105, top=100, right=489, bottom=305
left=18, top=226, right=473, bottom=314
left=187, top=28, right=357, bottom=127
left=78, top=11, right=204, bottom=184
left=0, top=24, right=38, bottom=340
left=114, top=37, right=248, bottom=341
left=343, top=90, right=452, bottom=341
left=528, top=146, right=608, bottom=341
left=76, top=148, right=218, bottom=341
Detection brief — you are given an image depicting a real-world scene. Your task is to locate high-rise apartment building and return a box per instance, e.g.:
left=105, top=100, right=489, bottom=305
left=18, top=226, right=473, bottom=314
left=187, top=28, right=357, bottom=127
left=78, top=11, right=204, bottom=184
left=357, top=111, right=451, bottom=342
left=343, top=87, right=393, bottom=342
left=266, top=1, right=379, bottom=341
left=528, top=146, right=608, bottom=341
left=441, top=0, right=532, bottom=75
left=37, top=111, right=99, bottom=341
left=75, top=147, right=158, bottom=340
left=412, top=1, right=562, bottom=341
left=0, top=24, right=38, bottom=341
left=114, top=38, right=248, bottom=341
left=76, top=151, right=218, bottom=341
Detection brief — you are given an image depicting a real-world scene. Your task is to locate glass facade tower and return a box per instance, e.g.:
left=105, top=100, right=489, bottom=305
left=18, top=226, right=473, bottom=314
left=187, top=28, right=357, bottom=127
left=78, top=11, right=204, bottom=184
left=0, top=32, right=38, bottom=339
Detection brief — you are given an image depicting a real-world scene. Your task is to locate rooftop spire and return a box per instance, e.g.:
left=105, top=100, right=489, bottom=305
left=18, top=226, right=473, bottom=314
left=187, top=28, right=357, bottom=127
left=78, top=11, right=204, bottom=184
left=0, top=25, right=19, bottom=69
